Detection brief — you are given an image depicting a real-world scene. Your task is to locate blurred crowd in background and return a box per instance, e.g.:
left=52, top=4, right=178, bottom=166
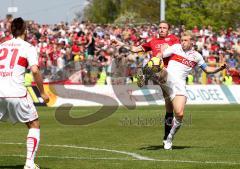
left=1, top=16, right=240, bottom=85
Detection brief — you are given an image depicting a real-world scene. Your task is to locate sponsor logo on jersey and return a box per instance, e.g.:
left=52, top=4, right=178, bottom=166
left=171, top=54, right=197, bottom=68
left=0, top=71, right=13, bottom=77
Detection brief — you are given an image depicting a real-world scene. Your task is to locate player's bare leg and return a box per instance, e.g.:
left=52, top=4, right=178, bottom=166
left=164, top=95, right=186, bottom=150
left=24, top=118, right=40, bottom=169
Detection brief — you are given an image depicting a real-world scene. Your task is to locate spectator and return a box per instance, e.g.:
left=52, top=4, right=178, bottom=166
left=227, top=55, right=237, bottom=70
left=0, top=15, right=239, bottom=85
left=233, top=40, right=240, bottom=54
left=223, top=72, right=233, bottom=85
left=192, top=25, right=199, bottom=35
left=202, top=45, right=210, bottom=58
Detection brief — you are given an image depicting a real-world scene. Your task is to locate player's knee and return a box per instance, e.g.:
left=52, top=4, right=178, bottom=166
left=27, top=119, right=40, bottom=129
left=175, top=110, right=184, bottom=119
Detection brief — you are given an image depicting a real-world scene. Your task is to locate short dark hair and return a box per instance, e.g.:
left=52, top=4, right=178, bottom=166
left=11, top=17, right=26, bottom=38
left=159, top=20, right=171, bottom=30
left=118, top=46, right=129, bottom=54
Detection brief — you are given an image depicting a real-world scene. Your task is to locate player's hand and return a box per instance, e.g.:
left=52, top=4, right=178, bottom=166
left=41, top=93, right=49, bottom=103
left=110, top=39, right=118, bottom=45
left=220, top=63, right=227, bottom=70
left=160, top=44, right=169, bottom=52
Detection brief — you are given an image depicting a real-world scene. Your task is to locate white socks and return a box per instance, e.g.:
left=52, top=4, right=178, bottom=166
left=25, top=128, right=40, bottom=167
left=167, top=117, right=182, bottom=142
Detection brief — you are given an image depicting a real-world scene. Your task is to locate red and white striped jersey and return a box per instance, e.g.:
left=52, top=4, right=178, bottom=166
left=0, top=38, right=38, bottom=97
left=163, top=44, right=206, bottom=83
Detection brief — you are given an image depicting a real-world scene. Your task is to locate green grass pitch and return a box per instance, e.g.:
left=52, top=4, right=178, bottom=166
left=0, top=105, right=240, bottom=169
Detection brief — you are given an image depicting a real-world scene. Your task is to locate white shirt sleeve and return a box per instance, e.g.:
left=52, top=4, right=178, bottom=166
left=162, top=44, right=180, bottom=58
left=27, top=46, right=39, bottom=67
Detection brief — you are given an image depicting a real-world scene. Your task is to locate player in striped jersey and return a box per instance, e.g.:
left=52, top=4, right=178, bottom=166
left=159, top=31, right=226, bottom=150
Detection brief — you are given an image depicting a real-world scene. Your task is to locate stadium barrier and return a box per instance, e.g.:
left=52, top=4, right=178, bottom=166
left=30, top=85, right=240, bottom=107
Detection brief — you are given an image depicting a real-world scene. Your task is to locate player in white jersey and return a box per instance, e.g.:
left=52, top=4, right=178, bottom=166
left=0, top=18, right=49, bottom=169
left=158, top=31, right=226, bottom=150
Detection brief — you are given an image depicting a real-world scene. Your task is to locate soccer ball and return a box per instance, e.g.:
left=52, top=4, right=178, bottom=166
left=147, top=57, right=164, bottom=73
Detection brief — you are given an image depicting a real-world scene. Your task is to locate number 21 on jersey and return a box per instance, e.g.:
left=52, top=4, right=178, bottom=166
left=0, top=48, right=19, bottom=69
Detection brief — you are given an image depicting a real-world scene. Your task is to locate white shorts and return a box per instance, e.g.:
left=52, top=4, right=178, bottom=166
left=161, top=73, right=187, bottom=101
left=0, top=93, right=38, bottom=124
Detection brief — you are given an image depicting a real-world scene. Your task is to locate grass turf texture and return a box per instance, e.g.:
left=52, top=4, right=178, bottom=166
left=0, top=105, right=240, bottom=169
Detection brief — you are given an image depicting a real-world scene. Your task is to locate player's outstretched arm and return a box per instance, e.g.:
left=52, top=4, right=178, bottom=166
left=111, top=39, right=143, bottom=53
left=201, top=63, right=227, bottom=74
left=31, top=65, right=49, bottom=103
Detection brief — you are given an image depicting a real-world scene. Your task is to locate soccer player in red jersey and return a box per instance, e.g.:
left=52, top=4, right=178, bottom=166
left=128, top=21, right=180, bottom=144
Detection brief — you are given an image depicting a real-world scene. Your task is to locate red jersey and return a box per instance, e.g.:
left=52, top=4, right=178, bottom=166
left=141, top=34, right=179, bottom=67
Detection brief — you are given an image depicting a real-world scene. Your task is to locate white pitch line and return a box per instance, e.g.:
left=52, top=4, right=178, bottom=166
left=0, top=142, right=154, bottom=161
left=1, top=142, right=240, bottom=165
left=1, top=154, right=240, bottom=166
left=0, top=155, right=132, bottom=161
left=44, top=144, right=154, bottom=161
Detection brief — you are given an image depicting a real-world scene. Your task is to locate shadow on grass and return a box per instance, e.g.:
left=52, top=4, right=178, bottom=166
left=139, top=145, right=193, bottom=150
left=0, top=165, right=50, bottom=169
left=0, top=165, right=23, bottom=169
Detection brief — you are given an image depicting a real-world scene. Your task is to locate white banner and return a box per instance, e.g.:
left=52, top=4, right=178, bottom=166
left=186, top=85, right=229, bottom=104
left=44, top=85, right=239, bottom=107
left=228, top=85, right=240, bottom=104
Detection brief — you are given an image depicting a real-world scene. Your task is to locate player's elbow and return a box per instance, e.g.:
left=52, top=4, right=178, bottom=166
left=204, top=70, right=213, bottom=74
left=203, top=70, right=210, bottom=74
left=203, top=67, right=213, bottom=74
